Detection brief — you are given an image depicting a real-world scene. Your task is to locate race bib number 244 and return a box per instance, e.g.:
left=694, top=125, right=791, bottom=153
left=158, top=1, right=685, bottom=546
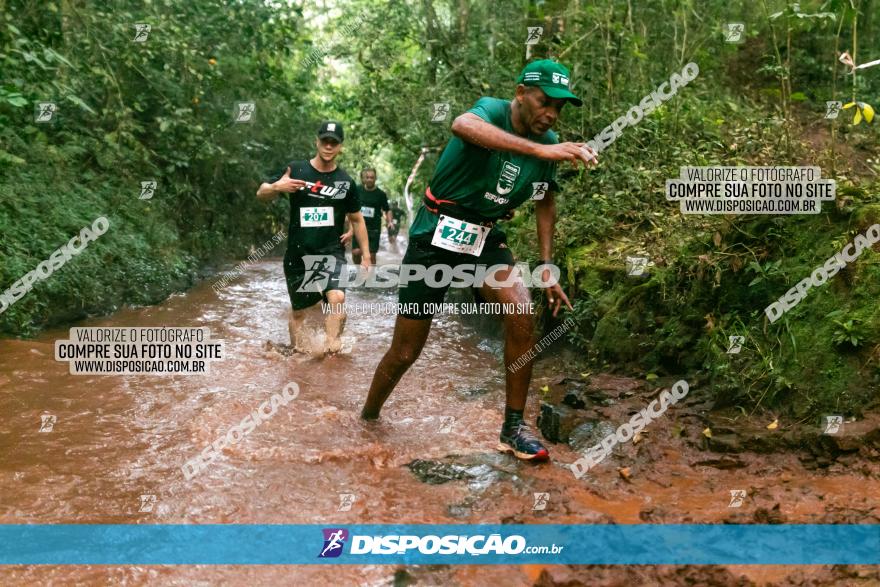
left=431, top=215, right=490, bottom=256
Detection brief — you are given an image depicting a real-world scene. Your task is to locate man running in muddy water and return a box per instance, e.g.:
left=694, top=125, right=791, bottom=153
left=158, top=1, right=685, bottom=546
left=361, top=60, right=598, bottom=460
left=387, top=200, right=406, bottom=248
left=256, top=121, right=371, bottom=355
left=348, top=168, right=392, bottom=265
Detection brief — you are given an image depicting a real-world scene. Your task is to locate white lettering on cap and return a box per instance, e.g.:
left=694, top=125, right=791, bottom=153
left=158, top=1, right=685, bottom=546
left=327, top=123, right=336, bottom=131
left=551, top=73, right=569, bottom=86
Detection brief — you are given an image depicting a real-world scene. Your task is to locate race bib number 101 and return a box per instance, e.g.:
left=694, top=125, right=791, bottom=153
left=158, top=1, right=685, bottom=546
left=300, top=206, right=334, bottom=227
left=431, top=215, right=490, bottom=256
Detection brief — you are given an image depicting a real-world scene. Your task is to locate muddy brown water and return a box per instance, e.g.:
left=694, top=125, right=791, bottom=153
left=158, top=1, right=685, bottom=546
left=1, top=235, right=878, bottom=586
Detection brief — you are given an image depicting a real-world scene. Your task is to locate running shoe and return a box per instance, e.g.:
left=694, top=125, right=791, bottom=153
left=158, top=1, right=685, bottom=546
left=497, top=422, right=550, bottom=461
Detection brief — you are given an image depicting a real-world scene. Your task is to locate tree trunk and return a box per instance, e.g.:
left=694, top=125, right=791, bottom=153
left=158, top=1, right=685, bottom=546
left=458, top=0, right=469, bottom=38
left=422, top=0, right=438, bottom=85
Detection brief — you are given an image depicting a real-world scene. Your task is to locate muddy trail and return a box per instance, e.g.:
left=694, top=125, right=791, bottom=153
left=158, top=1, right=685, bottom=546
left=1, top=235, right=879, bottom=586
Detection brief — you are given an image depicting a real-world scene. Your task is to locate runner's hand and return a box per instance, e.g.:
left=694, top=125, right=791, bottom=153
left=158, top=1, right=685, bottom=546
left=273, top=167, right=307, bottom=193
left=361, top=253, right=372, bottom=269
left=545, top=282, right=572, bottom=318
left=340, top=231, right=353, bottom=246
left=536, top=143, right=598, bottom=169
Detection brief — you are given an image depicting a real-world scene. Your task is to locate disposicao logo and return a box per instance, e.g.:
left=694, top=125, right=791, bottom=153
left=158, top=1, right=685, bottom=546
left=318, top=528, right=349, bottom=558
left=314, top=529, right=569, bottom=558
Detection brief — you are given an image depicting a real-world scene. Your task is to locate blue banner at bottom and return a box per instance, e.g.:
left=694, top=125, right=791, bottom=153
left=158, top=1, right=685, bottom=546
left=1, top=524, right=878, bottom=565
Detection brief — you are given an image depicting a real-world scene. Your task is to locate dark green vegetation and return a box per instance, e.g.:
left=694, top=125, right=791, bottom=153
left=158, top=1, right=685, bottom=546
left=1, top=1, right=315, bottom=332
left=2, top=0, right=879, bottom=417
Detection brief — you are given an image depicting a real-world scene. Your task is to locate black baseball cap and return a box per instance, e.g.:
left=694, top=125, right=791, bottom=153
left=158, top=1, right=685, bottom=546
left=318, top=120, right=344, bottom=142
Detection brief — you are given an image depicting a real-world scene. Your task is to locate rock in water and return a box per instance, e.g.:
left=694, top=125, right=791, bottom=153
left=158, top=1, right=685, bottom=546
left=568, top=420, right=617, bottom=453
left=406, top=459, right=469, bottom=484
left=537, top=402, right=589, bottom=443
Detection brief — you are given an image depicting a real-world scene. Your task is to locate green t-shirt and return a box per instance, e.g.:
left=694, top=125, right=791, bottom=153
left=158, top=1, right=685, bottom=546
left=409, top=96, right=559, bottom=238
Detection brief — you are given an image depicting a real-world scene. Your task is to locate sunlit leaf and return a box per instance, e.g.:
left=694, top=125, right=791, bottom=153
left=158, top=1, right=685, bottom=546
left=0, top=150, right=26, bottom=165
left=5, top=95, right=27, bottom=107
left=65, top=95, right=96, bottom=115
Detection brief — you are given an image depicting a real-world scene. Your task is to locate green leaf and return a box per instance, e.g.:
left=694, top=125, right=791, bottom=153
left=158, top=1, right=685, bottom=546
left=4, top=93, right=28, bottom=107
left=65, top=94, right=96, bottom=114
left=0, top=149, right=26, bottom=165
left=43, top=48, right=74, bottom=68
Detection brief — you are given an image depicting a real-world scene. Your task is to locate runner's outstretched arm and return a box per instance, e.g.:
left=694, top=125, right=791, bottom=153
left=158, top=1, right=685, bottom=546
left=451, top=113, right=598, bottom=167
left=256, top=167, right=305, bottom=202
left=535, top=191, right=572, bottom=318
left=347, top=212, right=372, bottom=267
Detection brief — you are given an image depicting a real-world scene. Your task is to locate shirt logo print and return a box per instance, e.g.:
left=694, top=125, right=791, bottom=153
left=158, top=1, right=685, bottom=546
left=495, top=161, right=521, bottom=195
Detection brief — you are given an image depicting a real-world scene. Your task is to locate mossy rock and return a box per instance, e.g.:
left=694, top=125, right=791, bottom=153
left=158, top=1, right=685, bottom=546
left=566, top=243, right=618, bottom=290
left=592, top=312, right=642, bottom=362
left=576, top=266, right=608, bottom=296
left=853, top=203, right=880, bottom=230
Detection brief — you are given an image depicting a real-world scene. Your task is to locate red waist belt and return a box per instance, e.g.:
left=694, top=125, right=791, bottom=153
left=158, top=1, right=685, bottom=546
left=423, top=187, right=496, bottom=228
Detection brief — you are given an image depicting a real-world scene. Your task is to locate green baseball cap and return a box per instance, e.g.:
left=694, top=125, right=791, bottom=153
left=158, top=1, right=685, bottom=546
left=516, top=59, right=582, bottom=107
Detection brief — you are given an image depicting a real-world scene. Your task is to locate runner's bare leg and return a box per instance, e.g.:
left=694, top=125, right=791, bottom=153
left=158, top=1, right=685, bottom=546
left=477, top=266, right=536, bottom=412
left=288, top=307, right=307, bottom=350
left=362, top=315, right=433, bottom=418
left=324, top=289, right=346, bottom=354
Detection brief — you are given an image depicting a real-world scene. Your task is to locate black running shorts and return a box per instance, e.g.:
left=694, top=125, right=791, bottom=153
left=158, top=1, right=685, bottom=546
left=283, top=249, right=347, bottom=311
left=397, top=231, right=515, bottom=319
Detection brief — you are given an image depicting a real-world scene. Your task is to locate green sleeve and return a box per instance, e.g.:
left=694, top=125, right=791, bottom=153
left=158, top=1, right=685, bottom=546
left=466, top=97, right=508, bottom=126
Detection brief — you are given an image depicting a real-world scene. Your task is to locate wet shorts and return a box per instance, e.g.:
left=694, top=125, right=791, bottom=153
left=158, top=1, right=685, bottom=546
left=353, top=228, right=381, bottom=255
left=367, top=228, right=381, bottom=254
left=283, top=249, right=346, bottom=311
left=397, top=231, right=515, bottom=320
